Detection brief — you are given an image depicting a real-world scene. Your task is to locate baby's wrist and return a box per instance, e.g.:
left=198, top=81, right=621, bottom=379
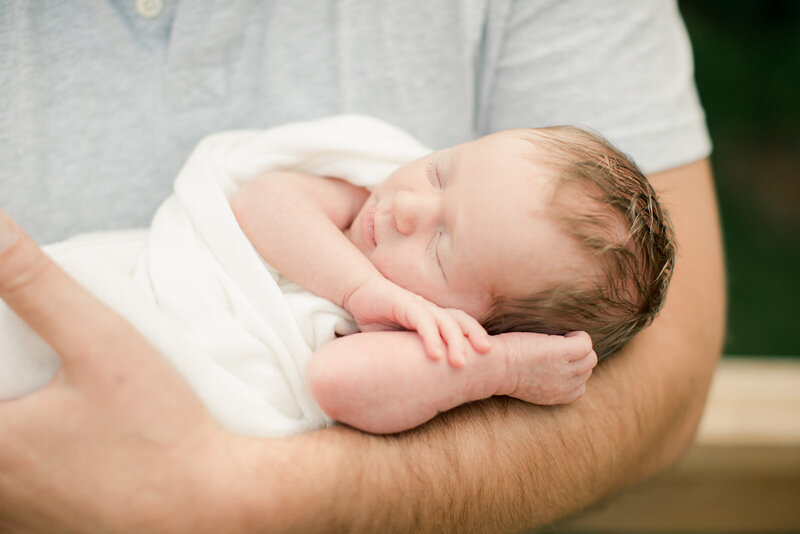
left=341, top=274, right=383, bottom=314
left=490, top=333, right=524, bottom=397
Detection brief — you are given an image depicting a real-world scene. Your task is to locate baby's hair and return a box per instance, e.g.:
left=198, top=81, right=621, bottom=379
left=481, top=126, right=676, bottom=360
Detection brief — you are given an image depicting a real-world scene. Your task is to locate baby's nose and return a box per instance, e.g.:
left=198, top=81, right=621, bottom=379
left=392, top=191, right=437, bottom=236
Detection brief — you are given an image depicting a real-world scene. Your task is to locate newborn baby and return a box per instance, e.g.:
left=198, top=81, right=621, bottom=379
left=0, top=117, right=674, bottom=436
left=232, top=125, right=675, bottom=433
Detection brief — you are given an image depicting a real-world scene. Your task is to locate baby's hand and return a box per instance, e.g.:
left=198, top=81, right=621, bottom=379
left=344, top=277, right=490, bottom=367
left=498, top=331, right=597, bottom=405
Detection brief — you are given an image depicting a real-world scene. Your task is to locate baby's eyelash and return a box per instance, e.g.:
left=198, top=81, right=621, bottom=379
left=426, top=156, right=442, bottom=189
left=429, top=231, right=446, bottom=280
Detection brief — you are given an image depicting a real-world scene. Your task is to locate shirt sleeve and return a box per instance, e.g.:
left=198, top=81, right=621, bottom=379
left=477, top=0, right=712, bottom=174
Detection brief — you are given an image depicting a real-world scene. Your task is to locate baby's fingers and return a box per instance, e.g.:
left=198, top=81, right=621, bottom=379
left=422, top=308, right=464, bottom=368
left=572, top=349, right=598, bottom=375
left=548, top=370, right=593, bottom=405
left=567, top=368, right=593, bottom=399
left=437, top=316, right=467, bottom=367
left=398, top=300, right=449, bottom=361
left=560, top=383, right=587, bottom=404
left=571, top=368, right=593, bottom=387
left=448, top=309, right=490, bottom=354
left=412, top=316, right=447, bottom=361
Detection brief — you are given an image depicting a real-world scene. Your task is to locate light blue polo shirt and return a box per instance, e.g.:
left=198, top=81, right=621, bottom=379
left=0, top=0, right=710, bottom=244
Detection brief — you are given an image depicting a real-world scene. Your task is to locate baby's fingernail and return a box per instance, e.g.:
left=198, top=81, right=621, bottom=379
left=0, top=210, right=20, bottom=255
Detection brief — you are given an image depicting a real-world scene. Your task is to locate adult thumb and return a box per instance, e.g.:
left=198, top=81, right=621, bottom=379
left=0, top=209, right=148, bottom=377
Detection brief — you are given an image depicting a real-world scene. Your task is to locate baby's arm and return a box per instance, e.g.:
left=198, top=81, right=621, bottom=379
left=307, top=330, right=597, bottom=434
left=230, top=172, right=488, bottom=365
left=230, top=172, right=373, bottom=309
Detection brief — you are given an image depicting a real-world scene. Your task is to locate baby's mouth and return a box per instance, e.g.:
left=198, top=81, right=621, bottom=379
left=363, top=205, right=377, bottom=248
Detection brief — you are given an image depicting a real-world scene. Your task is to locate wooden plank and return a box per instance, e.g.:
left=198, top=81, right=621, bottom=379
left=537, top=358, right=800, bottom=533
left=549, top=445, right=800, bottom=533
left=697, top=358, right=800, bottom=445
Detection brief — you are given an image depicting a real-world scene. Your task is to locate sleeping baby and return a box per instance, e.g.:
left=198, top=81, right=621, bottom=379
left=0, top=116, right=674, bottom=435
left=232, top=124, right=675, bottom=433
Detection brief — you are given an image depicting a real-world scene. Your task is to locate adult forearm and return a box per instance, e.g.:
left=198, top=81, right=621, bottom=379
left=622, top=158, right=726, bottom=477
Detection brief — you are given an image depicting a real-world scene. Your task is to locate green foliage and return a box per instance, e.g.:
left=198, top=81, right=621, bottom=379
left=679, top=0, right=800, bottom=356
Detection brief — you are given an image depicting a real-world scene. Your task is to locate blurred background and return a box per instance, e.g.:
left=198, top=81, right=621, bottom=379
left=544, top=3, right=800, bottom=531
left=678, top=0, right=800, bottom=358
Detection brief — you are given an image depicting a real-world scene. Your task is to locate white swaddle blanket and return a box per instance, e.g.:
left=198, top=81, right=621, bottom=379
left=0, top=115, right=429, bottom=436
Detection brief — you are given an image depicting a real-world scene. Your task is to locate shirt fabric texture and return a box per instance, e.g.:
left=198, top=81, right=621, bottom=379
left=0, top=0, right=711, bottom=244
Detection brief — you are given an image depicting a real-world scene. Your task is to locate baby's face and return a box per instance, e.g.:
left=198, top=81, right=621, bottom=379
left=345, top=130, right=586, bottom=321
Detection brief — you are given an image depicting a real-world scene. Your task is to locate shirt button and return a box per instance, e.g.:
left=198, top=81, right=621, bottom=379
left=135, top=0, right=163, bottom=19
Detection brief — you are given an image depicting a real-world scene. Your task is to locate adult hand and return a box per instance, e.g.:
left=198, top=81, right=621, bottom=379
left=0, top=210, right=242, bottom=533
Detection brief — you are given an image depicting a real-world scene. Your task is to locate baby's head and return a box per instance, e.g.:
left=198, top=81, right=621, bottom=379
left=346, top=127, right=675, bottom=359
left=481, top=126, right=675, bottom=359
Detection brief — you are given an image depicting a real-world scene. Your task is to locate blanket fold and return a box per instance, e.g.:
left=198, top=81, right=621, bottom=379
left=0, top=115, right=430, bottom=436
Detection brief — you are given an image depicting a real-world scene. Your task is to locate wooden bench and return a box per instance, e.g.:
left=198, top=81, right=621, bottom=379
left=546, top=357, right=800, bottom=532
